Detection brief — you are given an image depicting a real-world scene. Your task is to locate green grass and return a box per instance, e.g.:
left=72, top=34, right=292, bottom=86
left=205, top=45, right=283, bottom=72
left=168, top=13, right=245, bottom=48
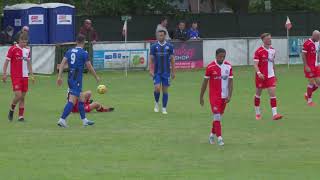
left=0, top=65, right=320, bottom=180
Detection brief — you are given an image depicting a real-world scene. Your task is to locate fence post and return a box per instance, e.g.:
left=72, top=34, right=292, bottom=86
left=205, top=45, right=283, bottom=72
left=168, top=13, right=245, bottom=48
left=247, top=38, right=250, bottom=65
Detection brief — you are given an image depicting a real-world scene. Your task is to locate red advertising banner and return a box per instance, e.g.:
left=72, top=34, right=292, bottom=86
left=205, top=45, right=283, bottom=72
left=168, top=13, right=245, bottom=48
left=172, top=40, right=203, bottom=69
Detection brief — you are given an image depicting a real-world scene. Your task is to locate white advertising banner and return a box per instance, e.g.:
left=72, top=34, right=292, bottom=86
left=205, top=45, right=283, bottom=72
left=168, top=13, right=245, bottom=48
left=0, top=46, right=11, bottom=74
left=93, top=49, right=148, bottom=70
left=31, top=46, right=56, bottom=74
left=93, top=43, right=145, bottom=51
left=29, top=14, right=44, bottom=25
left=203, top=39, right=248, bottom=66
left=57, top=15, right=72, bottom=25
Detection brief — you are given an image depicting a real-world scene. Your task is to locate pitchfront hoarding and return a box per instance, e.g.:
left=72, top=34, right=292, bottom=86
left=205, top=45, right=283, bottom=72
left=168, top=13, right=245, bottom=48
left=172, top=40, right=203, bottom=69
left=289, top=36, right=308, bottom=64
left=93, top=49, right=149, bottom=70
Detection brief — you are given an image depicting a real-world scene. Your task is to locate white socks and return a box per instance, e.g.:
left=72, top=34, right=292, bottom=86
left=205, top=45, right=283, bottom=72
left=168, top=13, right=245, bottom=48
left=255, top=106, right=261, bottom=115
left=272, top=107, right=277, bottom=116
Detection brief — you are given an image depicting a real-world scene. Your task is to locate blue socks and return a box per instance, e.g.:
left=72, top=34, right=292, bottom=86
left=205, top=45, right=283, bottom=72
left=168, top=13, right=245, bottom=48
left=61, top=101, right=74, bottom=119
left=78, top=101, right=86, bottom=120
left=162, top=93, right=168, bottom=108
left=154, top=91, right=160, bottom=103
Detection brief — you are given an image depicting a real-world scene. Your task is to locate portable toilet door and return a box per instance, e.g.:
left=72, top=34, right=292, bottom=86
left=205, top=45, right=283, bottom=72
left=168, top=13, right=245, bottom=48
left=3, top=4, right=25, bottom=37
left=4, top=3, right=48, bottom=44
left=42, top=3, right=75, bottom=44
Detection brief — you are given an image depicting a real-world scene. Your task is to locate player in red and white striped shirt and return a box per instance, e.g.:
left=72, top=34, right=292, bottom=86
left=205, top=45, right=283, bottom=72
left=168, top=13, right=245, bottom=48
left=200, top=48, right=233, bottom=146
left=253, top=33, right=283, bottom=121
left=302, top=30, right=320, bottom=106
left=2, top=32, right=35, bottom=122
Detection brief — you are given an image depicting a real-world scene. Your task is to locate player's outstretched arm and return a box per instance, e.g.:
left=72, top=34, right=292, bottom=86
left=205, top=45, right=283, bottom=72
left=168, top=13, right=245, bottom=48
left=2, top=59, right=9, bottom=83
left=27, top=59, right=35, bottom=84
left=57, top=57, right=67, bottom=86
left=170, top=55, right=176, bottom=79
left=200, top=78, right=209, bottom=106
left=86, top=61, right=100, bottom=83
left=226, top=79, right=233, bottom=103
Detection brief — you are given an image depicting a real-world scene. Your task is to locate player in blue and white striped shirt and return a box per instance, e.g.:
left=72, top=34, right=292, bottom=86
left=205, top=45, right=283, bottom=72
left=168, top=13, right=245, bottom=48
left=149, top=30, right=176, bottom=114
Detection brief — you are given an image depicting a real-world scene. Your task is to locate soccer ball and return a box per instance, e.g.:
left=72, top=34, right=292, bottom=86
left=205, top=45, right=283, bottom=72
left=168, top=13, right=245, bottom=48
left=97, top=85, right=107, bottom=94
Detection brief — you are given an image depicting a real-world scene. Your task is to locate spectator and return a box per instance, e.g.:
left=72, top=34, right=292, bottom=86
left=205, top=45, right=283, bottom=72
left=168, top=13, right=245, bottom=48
left=79, top=19, right=98, bottom=43
left=155, top=17, right=171, bottom=41
left=15, top=26, right=29, bottom=43
left=0, top=26, right=14, bottom=45
left=188, top=21, right=200, bottom=40
left=174, top=21, right=188, bottom=41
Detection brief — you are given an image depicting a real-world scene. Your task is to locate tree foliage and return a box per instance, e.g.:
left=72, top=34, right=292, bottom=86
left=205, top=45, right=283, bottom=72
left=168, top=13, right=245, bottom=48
left=249, top=0, right=320, bottom=12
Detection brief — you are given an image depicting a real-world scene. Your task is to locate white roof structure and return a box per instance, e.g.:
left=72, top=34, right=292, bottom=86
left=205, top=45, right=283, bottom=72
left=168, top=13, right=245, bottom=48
left=41, top=3, right=75, bottom=9
left=4, top=3, right=42, bottom=10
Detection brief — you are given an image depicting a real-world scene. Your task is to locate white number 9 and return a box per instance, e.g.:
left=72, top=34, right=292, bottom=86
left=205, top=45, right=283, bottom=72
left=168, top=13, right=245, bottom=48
left=70, top=53, right=76, bottom=64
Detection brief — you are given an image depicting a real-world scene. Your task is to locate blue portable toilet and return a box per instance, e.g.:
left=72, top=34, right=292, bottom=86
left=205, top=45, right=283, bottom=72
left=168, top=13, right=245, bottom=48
left=42, top=3, right=75, bottom=44
left=3, top=3, right=48, bottom=44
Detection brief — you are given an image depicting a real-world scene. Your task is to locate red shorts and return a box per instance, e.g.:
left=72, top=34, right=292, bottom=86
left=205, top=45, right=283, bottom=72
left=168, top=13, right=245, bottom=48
left=11, top=77, right=28, bottom=92
left=304, top=66, right=320, bottom=78
left=256, top=76, right=276, bottom=89
left=84, top=104, right=91, bottom=112
left=210, top=98, right=227, bottom=114
left=72, top=104, right=91, bottom=113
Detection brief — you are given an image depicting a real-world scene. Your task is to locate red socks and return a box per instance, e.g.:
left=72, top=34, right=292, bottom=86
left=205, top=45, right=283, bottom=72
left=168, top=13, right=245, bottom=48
left=270, top=97, right=277, bottom=108
left=307, top=84, right=318, bottom=98
left=19, top=108, right=24, bottom=117
left=254, top=95, right=260, bottom=107
left=214, top=121, right=222, bottom=137
left=211, top=121, right=216, bottom=134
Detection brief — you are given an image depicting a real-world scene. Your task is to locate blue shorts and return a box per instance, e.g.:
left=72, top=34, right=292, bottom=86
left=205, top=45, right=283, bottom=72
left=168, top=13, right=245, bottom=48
left=153, top=74, right=170, bottom=87
left=68, top=80, right=82, bottom=97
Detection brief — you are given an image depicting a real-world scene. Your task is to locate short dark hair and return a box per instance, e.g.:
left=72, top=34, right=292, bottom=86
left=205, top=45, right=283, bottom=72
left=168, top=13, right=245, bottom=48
left=158, top=30, right=167, bottom=35
left=76, top=35, right=86, bottom=43
left=216, top=48, right=226, bottom=56
left=191, top=21, right=198, bottom=24
left=160, top=17, right=168, bottom=23
left=260, top=33, right=271, bottom=40
left=178, top=20, right=186, bottom=25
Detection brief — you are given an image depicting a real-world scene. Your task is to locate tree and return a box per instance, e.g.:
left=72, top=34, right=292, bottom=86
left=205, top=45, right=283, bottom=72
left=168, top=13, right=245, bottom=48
left=225, top=0, right=250, bottom=13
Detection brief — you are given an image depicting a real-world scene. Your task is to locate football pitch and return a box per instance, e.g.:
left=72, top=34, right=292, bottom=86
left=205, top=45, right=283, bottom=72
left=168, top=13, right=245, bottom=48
left=0, top=65, right=319, bottom=180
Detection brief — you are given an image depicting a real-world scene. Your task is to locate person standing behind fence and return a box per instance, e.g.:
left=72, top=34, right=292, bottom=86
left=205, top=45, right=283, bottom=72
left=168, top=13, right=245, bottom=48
left=155, top=17, right=171, bottom=41
left=188, top=21, right=200, bottom=40
left=0, top=26, right=14, bottom=45
left=14, top=26, right=29, bottom=44
left=79, top=19, right=98, bottom=43
left=174, top=21, right=188, bottom=41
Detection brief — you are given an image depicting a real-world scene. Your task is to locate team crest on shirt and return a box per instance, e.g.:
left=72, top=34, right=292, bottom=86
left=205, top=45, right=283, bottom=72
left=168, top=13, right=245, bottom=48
left=165, top=46, right=169, bottom=50
left=213, top=106, right=218, bottom=111
left=221, top=75, right=228, bottom=80
left=212, top=71, right=217, bottom=75
left=15, top=85, right=20, bottom=89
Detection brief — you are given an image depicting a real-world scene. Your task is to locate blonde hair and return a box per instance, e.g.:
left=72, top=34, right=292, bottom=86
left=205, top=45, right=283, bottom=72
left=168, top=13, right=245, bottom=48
left=19, top=31, right=29, bottom=42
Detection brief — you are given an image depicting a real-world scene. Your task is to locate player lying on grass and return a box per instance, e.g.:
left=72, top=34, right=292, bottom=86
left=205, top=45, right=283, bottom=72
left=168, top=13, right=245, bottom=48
left=200, top=48, right=233, bottom=146
left=253, top=33, right=283, bottom=120
left=68, top=90, right=114, bottom=113
left=302, top=30, right=320, bottom=106
left=2, top=32, right=35, bottom=122
left=57, top=35, right=100, bottom=128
